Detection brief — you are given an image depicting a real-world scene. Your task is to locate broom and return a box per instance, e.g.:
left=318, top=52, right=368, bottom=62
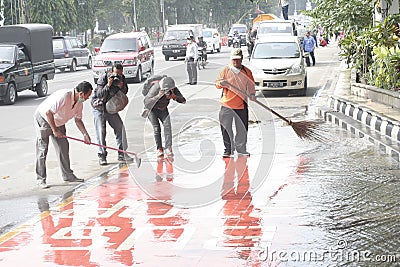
left=63, top=135, right=142, bottom=168
left=220, top=80, right=328, bottom=142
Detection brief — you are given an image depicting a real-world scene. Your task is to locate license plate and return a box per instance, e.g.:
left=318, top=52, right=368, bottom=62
left=267, top=82, right=283, bottom=88
left=173, top=50, right=180, bottom=53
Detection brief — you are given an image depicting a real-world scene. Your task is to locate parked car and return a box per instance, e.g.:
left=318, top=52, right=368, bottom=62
left=92, top=31, right=154, bottom=83
left=227, top=24, right=247, bottom=47
left=52, top=36, right=92, bottom=72
left=0, top=24, right=55, bottom=104
left=202, top=28, right=221, bottom=53
left=249, top=36, right=307, bottom=96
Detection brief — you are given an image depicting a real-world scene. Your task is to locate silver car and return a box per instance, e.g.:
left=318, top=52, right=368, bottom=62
left=249, top=36, right=307, bottom=96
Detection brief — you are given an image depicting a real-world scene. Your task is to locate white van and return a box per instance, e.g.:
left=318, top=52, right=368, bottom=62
left=249, top=36, right=307, bottom=96
left=202, top=28, right=221, bottom=53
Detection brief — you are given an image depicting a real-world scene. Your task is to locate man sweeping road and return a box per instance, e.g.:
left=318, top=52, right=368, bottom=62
left=34, top=81, right=93, bottom=189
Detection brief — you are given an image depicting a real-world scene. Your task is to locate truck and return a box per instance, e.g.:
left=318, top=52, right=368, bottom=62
left=0, top=24, right=55, bottom=105
left=161, top=24, right=203, bottom=61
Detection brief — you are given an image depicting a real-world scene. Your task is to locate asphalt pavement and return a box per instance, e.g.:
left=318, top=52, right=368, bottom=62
left=1, top=41, right=399, bottom=266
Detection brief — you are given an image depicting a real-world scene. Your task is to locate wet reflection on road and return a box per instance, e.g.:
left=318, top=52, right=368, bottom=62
left=0, top=128, right=399, bottom=266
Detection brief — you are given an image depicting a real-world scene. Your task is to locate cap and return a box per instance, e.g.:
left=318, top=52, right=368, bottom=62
left=160, top=77, right=176, bottom=91
left=230, top=48, right=243, bottom=59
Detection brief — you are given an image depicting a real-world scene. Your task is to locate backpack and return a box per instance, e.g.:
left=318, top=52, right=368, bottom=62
left=142, top=74, right=166, bottom=96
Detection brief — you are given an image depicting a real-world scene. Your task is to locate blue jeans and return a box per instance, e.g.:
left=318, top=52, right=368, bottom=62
left=92, top=108, right=128, bottom=157
left=148, top=108, right=172, bottom=150
left=282, top=5, right=289, bottom=20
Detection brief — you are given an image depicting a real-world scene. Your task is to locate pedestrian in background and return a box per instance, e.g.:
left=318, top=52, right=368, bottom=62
left=143, top=76, right=186, bottom=158
left=215, top=48, right=256, bottom=158
left=303, top=31, right=317, bottom=67
left=278, top=0, right=289, bottom=20
left=185, top=35, right=198, bottom=85
left=34, top=81, right=93, bottom=189
left=91, top=63, right=133, bottom=165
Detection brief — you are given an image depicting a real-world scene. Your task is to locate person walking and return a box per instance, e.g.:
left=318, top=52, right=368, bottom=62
left=143, top=76, right=186, bottom=158
left=215, top=48, right=256, bottom=158
left=91, top=63, right=133, bottom=165
left=185, top=35, right=198, bottom=85
left=303, top=31, right=317, bottom=67
left=34, top=81, right=93, bottom=189
left=278, top=0, right=289, bottom=20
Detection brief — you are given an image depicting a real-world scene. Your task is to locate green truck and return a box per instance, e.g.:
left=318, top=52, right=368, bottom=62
left=0, top=24, right=55, bottom=105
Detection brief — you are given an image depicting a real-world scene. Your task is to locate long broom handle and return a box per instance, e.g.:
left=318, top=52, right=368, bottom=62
left=63, top=135, right=139, bottom=157
left=220, top=81, right=292, bottom=125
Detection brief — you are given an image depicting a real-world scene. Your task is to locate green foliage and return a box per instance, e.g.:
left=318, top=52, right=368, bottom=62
left=340, top=16, right=400, bottom=89
left=369, top=45, right=400, bottom=90
left=307, top=0, right=376, bottom=36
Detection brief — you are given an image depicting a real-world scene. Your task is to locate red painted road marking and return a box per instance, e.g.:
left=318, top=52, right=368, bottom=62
left=0, top=159, right=281, bottom=266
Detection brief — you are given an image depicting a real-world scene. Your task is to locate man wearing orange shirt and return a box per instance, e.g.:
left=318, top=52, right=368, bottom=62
left=215, top=48, right=256, bottom=158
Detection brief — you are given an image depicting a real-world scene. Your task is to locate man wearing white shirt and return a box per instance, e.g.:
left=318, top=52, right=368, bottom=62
left=34, top=81, right=93, bottom=189
left=185, top=35, right=198, bottom=85
left=278, top=0, right=289, bottom=20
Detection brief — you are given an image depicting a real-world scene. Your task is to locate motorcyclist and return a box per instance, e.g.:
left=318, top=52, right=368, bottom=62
left=232, top=29, right=240, bottom=47
left=197, top=36, right=207, bottom=62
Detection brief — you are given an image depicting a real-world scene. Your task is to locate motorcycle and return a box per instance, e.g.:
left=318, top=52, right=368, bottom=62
left=232, top=35, right=241, bottom=48
left=197, top=48, right=206, bottom=70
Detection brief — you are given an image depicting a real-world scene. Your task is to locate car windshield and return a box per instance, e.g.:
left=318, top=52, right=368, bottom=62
left=253, top=42, right=300, bottom=59
left=229, top=26, right=247, bottom=35
left=164, top=30, right=190, bottom=41
left=0, top=46, right=15, bottom=63
left=100, top=38, right=137, bottom=53
left=203, top=31, right=213, bottom=38
left=258, top=23, right=293, bottom=35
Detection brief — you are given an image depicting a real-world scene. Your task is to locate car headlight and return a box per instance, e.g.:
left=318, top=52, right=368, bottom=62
left=250, top=65, right=263, bottom=75
left=123, top=59, right=137, bottom=66
left=288, top=63, right=302, bottom=74
left=163, top=45, right=169, bottom=49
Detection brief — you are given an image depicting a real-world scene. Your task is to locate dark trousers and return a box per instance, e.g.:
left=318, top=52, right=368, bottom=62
left=219, top=106, right=249, bottom=154
left=282, top=5, right=289, bottom=20
left=305, top=51, right=315, bottom=66
left=148, top=108, right=172, bottom=150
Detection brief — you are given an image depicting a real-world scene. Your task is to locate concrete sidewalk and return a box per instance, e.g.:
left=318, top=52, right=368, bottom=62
left=314, top=59, right=400, bottom=162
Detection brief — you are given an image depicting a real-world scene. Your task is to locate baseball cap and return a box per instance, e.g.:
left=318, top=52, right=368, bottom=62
left=230, top=48, right=243, bottom=59
left=160, top=77, right=176, bottom=91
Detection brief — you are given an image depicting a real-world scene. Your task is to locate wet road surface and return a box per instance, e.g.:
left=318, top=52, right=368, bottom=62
left=0, top=113, right=398, bottom=266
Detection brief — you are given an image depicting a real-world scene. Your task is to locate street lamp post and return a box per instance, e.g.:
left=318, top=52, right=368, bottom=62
left=132, top=0, right=137, bottom=30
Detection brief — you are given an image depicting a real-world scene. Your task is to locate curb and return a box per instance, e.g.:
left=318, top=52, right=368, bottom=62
left=317, top=96, right=400, bottom=162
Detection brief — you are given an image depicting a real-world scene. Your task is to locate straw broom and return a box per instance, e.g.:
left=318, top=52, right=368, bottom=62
left=220, top=80, right=329, bottom=142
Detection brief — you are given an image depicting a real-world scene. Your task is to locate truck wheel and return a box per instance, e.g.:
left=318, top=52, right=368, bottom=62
left=165, top=55, right=169, bottom=61
left=36, top=77, right=48, bottom=97
left=70, top=60, right=77, bottom=72
left=4, top=83, right=17, bottom=105
left=133, top=66, right=142, bottom=83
